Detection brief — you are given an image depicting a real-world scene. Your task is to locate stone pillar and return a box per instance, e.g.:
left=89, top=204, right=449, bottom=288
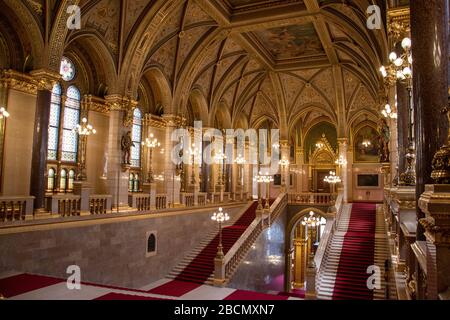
left=338, top=139, right=348, bottom=202
left=419, top=185, right=450, bottom=299
left=244, top=141, right=253, bottom=200
left=280, top=140, right=290, bottom=193
left=0, top=79, right=8, bottom=194
left=105, top=96, right=136, bottom=210
left=305, top=254, right=317, bottom=300
left=29, top=70, right=60, bottom=211
left=411, top=0, right=449, bottom=240
left=162, top=115, right=181, bottom=207
left=346, top=146, right=354, bottom=202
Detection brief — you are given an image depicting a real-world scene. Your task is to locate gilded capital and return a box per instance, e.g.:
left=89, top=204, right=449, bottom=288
left=30, top=69, right=61, bottom=91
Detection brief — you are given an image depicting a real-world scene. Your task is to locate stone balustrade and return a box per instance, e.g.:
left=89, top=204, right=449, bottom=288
left=0, top=196, right=35, bottom=223
left=89, top=195, right=112, bottom=215
left=288, top=193, right=335, bottom=205
left=155, top=194, right=167, bottom=210
left=181, top=193, right=195, bottom=207
left=197, top=193, right=207, bottom=206
left=46, top=194, right=81, bottom=217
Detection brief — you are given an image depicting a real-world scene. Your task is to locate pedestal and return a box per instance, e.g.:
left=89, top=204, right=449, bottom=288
left=418, top=184, right=450, bottom=299
left=143, top=182, right=157, bottom=209
left=214, top=257, right=226, bottom=287
left=73, top=181, right=93, bottom=216
left=305, top=254, right=317, bottom=300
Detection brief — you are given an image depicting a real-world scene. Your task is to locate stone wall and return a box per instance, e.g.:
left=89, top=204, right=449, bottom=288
left=0, top=205, right=245, bottom=289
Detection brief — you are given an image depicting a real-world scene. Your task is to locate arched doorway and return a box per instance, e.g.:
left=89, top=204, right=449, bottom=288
left=285, top=208, right=330, bottom=292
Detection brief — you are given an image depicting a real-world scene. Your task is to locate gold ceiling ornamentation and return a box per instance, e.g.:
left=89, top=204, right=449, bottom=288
left=387, top=7, right=410, bottom=45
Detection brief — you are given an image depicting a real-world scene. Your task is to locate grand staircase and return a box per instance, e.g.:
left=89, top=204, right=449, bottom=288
left=167, top=202, right=259, bottom=284
left=317, top=203, right=395, bottom=300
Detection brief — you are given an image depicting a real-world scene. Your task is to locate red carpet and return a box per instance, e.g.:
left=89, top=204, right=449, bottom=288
left=224, top=289, right=288, bottom=300
left=332, top=203, right=376, bottom=300
left=0, top=274, right=63, bottom=298
left=174, top=202, right=260, bottom=284
left=148, top=280, right=202, bottom=297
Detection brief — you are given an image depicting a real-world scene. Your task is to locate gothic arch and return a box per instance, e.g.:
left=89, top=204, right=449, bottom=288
left=141, top=67, right=173, bottom=115
left=189, top=88, right=210, bottom=125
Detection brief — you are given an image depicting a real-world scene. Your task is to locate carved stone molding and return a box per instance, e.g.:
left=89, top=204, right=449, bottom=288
left=30, top=69, right=61, bottom=91
left=419, top=184, right=450, bottom=246
left=0, top=69, right=38, bottom=95
left=82, top=95, right=109, bottom=115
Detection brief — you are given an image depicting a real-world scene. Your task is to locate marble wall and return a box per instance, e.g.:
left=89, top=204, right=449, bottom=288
left=0, top=205, right=245, bottom=289
left=2, top=89, right=36, bottom=196
left=227, top=210, right=288, bottom=293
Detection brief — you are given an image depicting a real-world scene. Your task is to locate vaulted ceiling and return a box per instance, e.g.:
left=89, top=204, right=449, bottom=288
left=0, top=0, right=390, bottom=140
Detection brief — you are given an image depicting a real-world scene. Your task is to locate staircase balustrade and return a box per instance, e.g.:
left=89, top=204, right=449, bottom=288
left=0, top=196, right=35, bottom=223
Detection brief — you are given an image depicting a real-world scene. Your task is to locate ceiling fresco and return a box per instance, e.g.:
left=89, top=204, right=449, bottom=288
left=252, top=23, right=325, bottom=60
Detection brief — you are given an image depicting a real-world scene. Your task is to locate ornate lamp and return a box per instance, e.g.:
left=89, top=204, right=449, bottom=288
left=234, top=154, right=246, bottom=188
left=380, top=37, right=415, bottom=186
left=142, top=133, right=160, bottom=183
left=74, top=117, right=96, bottom=181
left=211, top=207, right=230, bottom=259
left=0, top=107, right=10, bottom=119
left=431, top=98, right=450, bottom=183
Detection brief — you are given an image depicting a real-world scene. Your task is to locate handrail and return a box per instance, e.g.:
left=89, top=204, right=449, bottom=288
left=218, top=193, right=288, bottom=283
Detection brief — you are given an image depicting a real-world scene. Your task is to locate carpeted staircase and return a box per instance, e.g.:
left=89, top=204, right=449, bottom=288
left=317, top=203, right=394, bottom=300
left=168, top=201, right=260, bottom=284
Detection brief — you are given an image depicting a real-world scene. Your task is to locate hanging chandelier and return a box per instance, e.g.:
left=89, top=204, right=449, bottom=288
left=324, top=171, right=341, bottom=184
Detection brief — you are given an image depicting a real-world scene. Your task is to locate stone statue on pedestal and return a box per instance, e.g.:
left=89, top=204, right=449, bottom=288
left=121, top=131, right=134, bottom=165
left=379, top=118, right=390, bottom=163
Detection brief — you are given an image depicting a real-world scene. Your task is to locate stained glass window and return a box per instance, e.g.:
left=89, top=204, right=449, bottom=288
left=60, top=169, right=67, bottom=192
left=60, top=57, right=76, bottom=82
left=61, top=85, right=80, bottom=162
left=48, top=84, right=62, bottom=160
left=131, top=108, right=142, bottom=168
left=68, top=170, right=75, bottom=191
left=129, top=173, right=135, bottom=192
left=48, top=168, right=56, bottom=191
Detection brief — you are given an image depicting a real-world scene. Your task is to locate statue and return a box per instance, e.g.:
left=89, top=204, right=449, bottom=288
left=379, top=118, right=390, bottom=163
left=121, top=131, right=134, bottom=165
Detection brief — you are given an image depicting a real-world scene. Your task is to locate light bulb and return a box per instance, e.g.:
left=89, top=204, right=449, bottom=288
left=394, top=58, right=404, bottom=67
left=389, top=52, right=397, bottom=62
left=401, top=37, right=411, bottom=50
left=402, top=67, right=412, bottom=77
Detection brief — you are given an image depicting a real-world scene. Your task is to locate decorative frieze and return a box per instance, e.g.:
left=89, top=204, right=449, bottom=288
left=82, top=95, right=109, bottom=114
left=0, top=70, right=37, bottom=95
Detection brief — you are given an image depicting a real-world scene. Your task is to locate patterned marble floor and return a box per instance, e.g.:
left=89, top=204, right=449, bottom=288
left=0, top=273, right=302, bottom=300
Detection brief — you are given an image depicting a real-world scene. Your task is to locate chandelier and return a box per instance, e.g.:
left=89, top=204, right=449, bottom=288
left=380, top=37, right=412, bottom=88
left=335, top=155, right=347, bottom=166
left=74, top=117, right=97, bottom=136
left=362, top=139, right=372, bottom=148
left=381, top=101, right=398, bottom=119
left=324, top=171, right=341, bottom=184
left=0, top=107, right=10, bottom=119
left=315, top=141, right=324, bottom=149
left=301, top=211, right=326, bottom=228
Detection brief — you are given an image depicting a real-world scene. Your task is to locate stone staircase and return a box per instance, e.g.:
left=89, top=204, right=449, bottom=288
left=317, top=203, right=396, bottom=300
left=167, top=202, right=254, bottom=285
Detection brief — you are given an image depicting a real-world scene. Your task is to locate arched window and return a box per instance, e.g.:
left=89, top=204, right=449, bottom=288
left=131, top=108, right=142, bottom=168
left=68, top=170, right=75, bottom=192
left=147, top=233, right=156, bottom=254
left=129, top=173, right=135, bottom=192
left=48, top=84, right=62, bottom=160
left=61, top=85, right=80, bottom=162
left=47, top=168, right=56, bottom=192
left=134, top=174, right=140, bottom=192
left=60, top=57, right=76, bottom=82
left=60, top=169, right=67, bottom=192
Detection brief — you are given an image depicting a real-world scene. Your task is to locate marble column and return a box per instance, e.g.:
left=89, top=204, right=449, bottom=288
left=280, top=140, right=290, bottom=193
left=346, top=147, right=354, bottom=202
left=244, top=141, right=253, bottom=200
left=29, top=70, right=60, bottom=210
left=0, top=80, right=8, bottom=194
left=411, top=0, right=449, bottom=240
left=105, top=96, right=136, bottom=209
left=163, top=115, right=181, bottom=207
left=338, top=138, right=348, bottom=202
left=395, top=44, right=410, bottom=177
